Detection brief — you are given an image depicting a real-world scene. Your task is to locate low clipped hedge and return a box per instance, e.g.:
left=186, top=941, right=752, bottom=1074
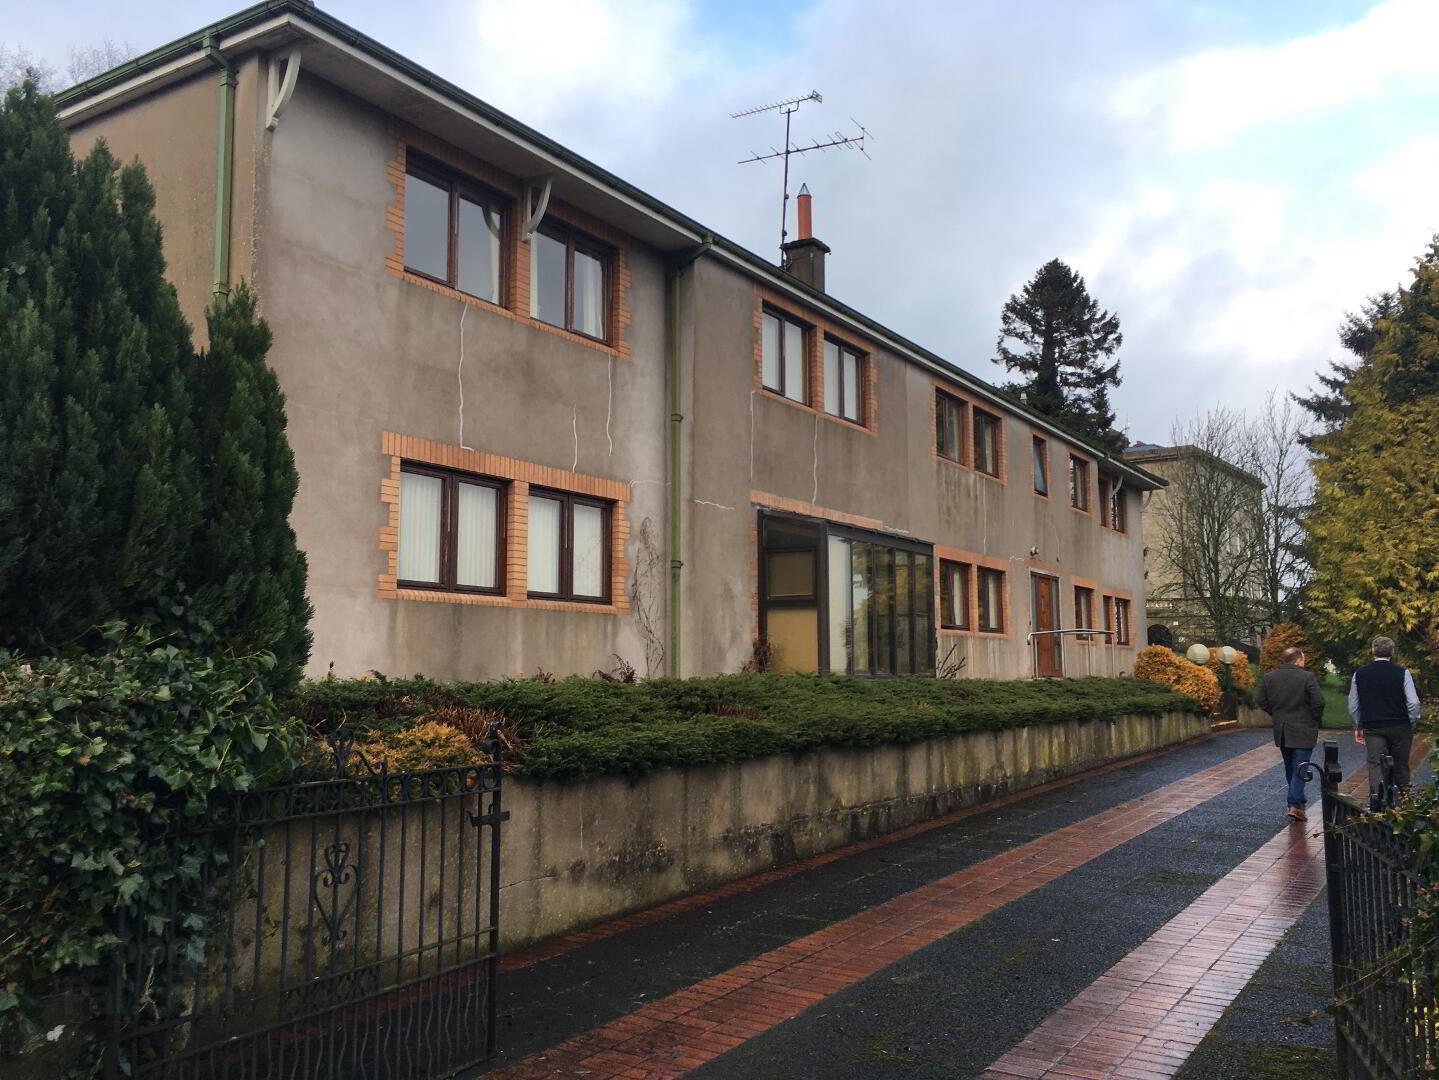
left=289, top=673, right=1205, bottom=781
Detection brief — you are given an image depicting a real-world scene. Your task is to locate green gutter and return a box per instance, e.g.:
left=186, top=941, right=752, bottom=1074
left=203, top=35, right=235, bottom=302
left=666, top=235, right=714, bottom=677
left=54, top=0, right=1164, bottom=490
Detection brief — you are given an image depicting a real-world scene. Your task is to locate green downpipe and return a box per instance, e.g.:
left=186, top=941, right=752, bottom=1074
left=667, top=235, right=713, bottom=678
left=204, top=35, right=235, bottom=301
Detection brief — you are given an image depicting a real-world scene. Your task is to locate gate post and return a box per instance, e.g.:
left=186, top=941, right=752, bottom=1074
left=1320, top=740, right=1353, bottom=1080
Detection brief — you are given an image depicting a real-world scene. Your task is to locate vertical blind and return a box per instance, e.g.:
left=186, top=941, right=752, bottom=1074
left=527, top=495, right=562, bottom=594
left=574, top=250, right=605, bottom=338
left=398, top=471, right=443, bottom=582
left=572, top=502, right=605, bottom=597
left=454, top=482, right=498, bottom=589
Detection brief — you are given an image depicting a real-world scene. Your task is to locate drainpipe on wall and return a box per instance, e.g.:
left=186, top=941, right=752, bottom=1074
left=204, top=35, right=235, bottom=302
left=666, top=234, right=714, bottom=678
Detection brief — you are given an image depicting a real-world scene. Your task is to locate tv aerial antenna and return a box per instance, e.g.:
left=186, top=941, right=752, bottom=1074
left=732, top=90, right=871, bottom=264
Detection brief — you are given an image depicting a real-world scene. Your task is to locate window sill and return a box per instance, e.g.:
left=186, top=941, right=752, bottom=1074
left=385, top=586, right=622, bottom=615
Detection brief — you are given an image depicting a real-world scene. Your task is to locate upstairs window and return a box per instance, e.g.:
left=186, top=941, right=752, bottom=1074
left=1099, top=476, right=1112, bottom=526
left=532, top=223, right=609, bottom=340
left=397, top=464, right=505, bottom=594
left=1110, top=483, right=1127, bottom=532
left=762, top=309, right=809, bottom=403
left=1032, top=436, right=1049, bottom=495
left=824, top=339, right=865, bottom=423
left=973, top=409, right=1001, bottom=477
left=939, top=560, right=971, bottom=630
left=978, top=567, right=1005, bottom=633
left=935, top=390, right=966, bottom=463
left=1069, top=456, right=1090, bottom=511
left=528, top=489, right=611, bottom=602
left=404, top=159, right=505, bottom=304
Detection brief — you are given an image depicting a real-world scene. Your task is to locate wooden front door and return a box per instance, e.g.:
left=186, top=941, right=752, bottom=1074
left=1031, top=574, right=1062, bottom=677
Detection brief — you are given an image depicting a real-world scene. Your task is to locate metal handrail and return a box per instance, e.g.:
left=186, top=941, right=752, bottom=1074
left=1025, top=628, right=1119, bottom=678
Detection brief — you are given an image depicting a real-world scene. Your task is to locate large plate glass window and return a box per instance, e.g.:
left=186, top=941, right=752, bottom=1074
left=823, top=339, right=864, bottom=423
left=531, top=223, right=610, bottom=340
left=397, top=464, right=504, bottom=593
left=527, top=489, right=611, bottom=601
left=404, top=156, right=504, bottom=305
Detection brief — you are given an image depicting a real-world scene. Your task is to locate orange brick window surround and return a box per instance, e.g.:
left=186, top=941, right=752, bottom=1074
left=384, top=132, right=633, bottom=363
left=378, top=432, right=631, bottom=614
left=751, top=285, right=878, bottom=435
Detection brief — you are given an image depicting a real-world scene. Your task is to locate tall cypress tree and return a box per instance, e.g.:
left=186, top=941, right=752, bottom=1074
left=993, top=259, right=1125, bottom=451
left=0, top=81, right=309, bottom=686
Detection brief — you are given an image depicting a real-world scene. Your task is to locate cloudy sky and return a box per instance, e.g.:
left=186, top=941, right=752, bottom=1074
left=11, top=0, right=1439, bottom=441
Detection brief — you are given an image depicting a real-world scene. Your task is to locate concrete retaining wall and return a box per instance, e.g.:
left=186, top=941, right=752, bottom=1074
left=498, top=710, right=1208, bottom=948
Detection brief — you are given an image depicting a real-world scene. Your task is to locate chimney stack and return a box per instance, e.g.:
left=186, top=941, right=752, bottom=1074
left=781, top=183, right=830, bottom=291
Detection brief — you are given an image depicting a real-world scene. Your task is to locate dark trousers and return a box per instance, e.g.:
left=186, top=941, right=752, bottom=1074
left=1364, top=723, right=1413, bottom=795
left=1281, top=746, right=1313, bottom=807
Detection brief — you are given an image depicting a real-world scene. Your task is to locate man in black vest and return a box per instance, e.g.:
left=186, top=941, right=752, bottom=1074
left=1258, top=646, right=1325, bottom=820
left=1349, top=636, right=1422, bottom=798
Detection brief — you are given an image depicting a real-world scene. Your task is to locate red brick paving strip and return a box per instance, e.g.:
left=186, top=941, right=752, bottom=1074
left=501, top=734, right=1215, bottom=973
left=486, top=742, right=1282, bottom=1079
left=977, top=734, right=1428, bottom=1080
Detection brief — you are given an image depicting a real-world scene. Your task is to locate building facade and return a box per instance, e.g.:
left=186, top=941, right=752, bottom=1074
left=56, top=1, right=1162, bottom=682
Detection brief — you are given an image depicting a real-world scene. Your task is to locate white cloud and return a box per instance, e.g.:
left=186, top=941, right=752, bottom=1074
left=1117, top=0, right=1439, bottom=150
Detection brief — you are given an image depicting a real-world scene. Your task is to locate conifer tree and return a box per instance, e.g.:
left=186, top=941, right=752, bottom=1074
left=1307, top=239, right=1439, bottom=683
left=1294, top=291, right=1397, bottom=449
left=993, top=259, right=1125, bottom=452
left=0, top=81, right=310, bottom=685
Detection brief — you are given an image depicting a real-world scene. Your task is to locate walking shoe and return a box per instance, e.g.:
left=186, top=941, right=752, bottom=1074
left=1286, top=806, right=1306, bottom=821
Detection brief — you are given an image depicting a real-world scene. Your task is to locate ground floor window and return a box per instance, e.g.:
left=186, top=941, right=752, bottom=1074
left=760, top=511, right=934, bottom=676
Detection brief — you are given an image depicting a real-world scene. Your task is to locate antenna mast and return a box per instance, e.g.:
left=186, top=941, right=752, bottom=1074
left=732, top=91, right=870, bottom=264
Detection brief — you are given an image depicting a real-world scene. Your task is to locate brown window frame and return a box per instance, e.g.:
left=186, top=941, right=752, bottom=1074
left=1102, top=595, right=1115, bottom=642
left=532, top=221, right=612, bottom=343
left=403, top=156, right=509, bottom=306
left=1111, top=484, right=1127, bottom=533
left=1032, top=436, right=1049, bottom=496
left=973, top=408, right=1001, bottom=477
left=1074, top=586, right=1095, bottom=642
left=823, top=336, right=866, bottom=424
left=1114, top=597, right=1131, bottom=645
left=397, top=462, right=507, bottom=595
left=935, top=390, right=966, bottom=463
left=939, top=559, right=972, bottom=630
left=977, top=567, right=1005, bottom=633
left=761, top=307, right=811, bottom=404
left=1069, top=455, right=1091, bottom=511
left=527, top=488, right=613, bottom=603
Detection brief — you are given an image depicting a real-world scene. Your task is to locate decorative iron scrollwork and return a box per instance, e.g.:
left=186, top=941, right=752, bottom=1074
left=312, top=840, right=360, bottom=945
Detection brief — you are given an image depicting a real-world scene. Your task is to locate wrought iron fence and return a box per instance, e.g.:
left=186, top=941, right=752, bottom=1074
left=106, top=732, right=507, bottom=1080
left=1321, top=741, right=1437, bottom=1079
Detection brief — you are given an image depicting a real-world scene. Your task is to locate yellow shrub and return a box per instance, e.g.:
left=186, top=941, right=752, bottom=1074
left=1133, top=645, right=1221, bottom=712
left=1206, top=651, right=1254, bottom=690
left=355, top=722, right=479, bottom=771
left=1260, top=622, right=1327, bottom=675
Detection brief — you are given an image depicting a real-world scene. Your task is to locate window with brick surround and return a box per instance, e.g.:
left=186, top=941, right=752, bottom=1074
left=823, top=338, right=865, bottom=423
left=404, top=156, right=505, bottom=305
left=762, top=308, right=809, bottom=403
left=935, top=390, right=966, bottom=463
left=1074, top=586, right=1095, bottom=642
left=1033, top=436, right=1049, bottom=495
left=531, top=222, right=610, bottom=340
left=978, top=567, right=1005, bottom=633
left=1069, top=455, right=1090, bottom=511
left=973, top=409, right=1001, bottom=477
left=528, top=489, right=612, bottom=602
left=397, top=464, right=505, bottom=593
left=939, top=560, right=971, bottom=630
left=1114, top=597, right=1131, bottom=644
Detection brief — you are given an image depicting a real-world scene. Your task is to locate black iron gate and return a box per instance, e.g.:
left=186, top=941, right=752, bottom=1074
left=107, top=735, right=507, bottom=1080
left=1319, top=741, right=1435, bottom=1080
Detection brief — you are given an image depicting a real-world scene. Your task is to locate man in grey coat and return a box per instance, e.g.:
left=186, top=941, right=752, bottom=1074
left=1258, top=646, right=1326, bottom=820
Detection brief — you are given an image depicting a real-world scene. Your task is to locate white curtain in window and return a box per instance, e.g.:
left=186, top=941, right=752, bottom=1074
left=783, top=319, right=805, bottom=402
left=398, top=472, right=442, bottom=582
left=572, top=503, right=605, bottom=597
left=574, top=250, right=605, bottom=337
left=457, top=198, right=501, bottom=303
left=823, top=341, right=840, bottom=415
left=454, top=482, right=498, bottom=588
left=761, top=313, right=780, bottom=390
left=842, top=351, right=860, bottom=421
left=527, top=495, right=562, bottom=594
